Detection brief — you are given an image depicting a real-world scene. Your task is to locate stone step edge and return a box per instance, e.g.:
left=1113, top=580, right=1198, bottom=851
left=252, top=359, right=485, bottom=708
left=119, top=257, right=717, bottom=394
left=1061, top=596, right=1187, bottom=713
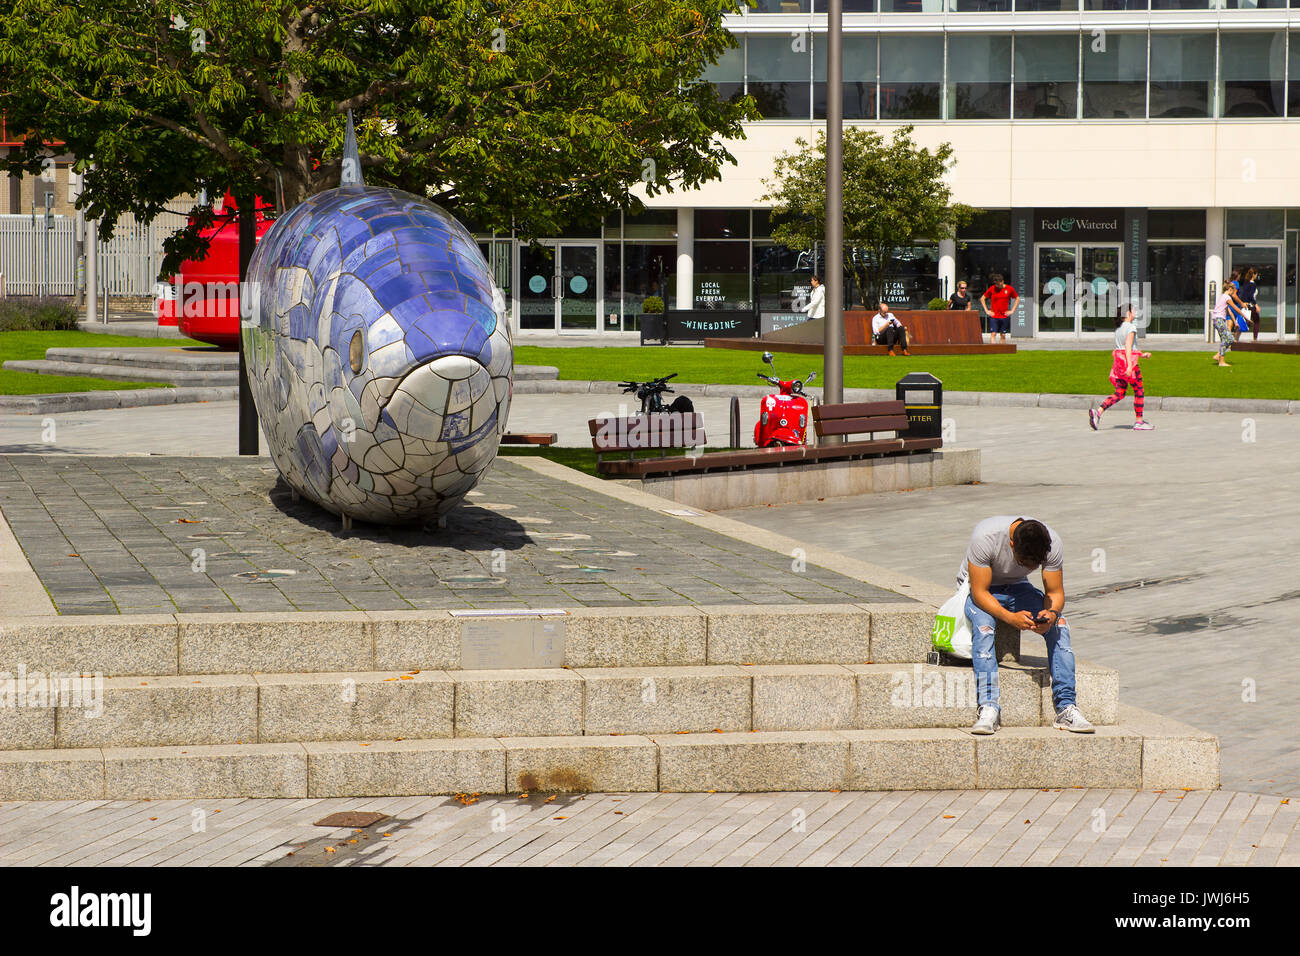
left=2, top=660, right=1122, bottom=750
left=0, top=386, right=234, bottom=415
left=43, top=348, right=240, bottom=371
left=0, top=705, right=1219, bottom=800
left=512, top=378, right=1299, bottom=416
left=2, top=359, right=235, bottom=385
left=1, top=603, right=944, bottom=675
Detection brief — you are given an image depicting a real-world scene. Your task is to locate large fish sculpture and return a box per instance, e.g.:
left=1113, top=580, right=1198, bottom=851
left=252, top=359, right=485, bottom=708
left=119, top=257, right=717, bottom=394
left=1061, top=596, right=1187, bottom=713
left=241, top=184, right=512, bottom=525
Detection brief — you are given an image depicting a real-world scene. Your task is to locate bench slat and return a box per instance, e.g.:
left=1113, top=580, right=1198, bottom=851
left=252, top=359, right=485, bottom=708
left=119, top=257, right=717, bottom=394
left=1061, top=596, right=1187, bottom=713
left=812, top=401, right=905, bottom=421
left=805, top=438, right=905, bottom=461
left=901, top=436, right=943, bottom=451
left=815, top=414, right=910, bottom=437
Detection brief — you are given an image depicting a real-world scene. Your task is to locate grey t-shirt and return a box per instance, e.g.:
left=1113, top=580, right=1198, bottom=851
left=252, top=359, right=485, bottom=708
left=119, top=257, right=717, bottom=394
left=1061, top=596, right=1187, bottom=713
left=1114, top=320, right=1138, bottom=350
left=956, top=515, right=1064, bottom=586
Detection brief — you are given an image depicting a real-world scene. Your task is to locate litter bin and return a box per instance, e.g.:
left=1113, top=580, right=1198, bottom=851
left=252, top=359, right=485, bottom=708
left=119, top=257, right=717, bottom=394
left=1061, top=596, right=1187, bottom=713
left=896, top=372, right=942, bottom=439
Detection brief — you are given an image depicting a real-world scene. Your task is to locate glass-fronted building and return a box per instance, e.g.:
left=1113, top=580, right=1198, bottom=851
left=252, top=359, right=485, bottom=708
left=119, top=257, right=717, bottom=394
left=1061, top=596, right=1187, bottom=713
left=485, top=4, right=1300, bottom=339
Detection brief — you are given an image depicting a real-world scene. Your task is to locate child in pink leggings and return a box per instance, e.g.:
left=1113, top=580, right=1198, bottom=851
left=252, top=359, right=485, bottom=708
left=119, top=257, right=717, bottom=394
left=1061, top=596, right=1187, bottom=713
left=1090, top=304, right=1153, bottom=431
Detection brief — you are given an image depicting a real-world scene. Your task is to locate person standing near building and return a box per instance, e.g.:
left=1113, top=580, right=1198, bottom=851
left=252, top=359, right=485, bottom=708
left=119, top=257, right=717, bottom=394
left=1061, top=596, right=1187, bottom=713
left=1090, top=303, right=1153, bottom=431
left=1239, top=266, right=1260, bottom=341
left=979, top=274, right=1019, bottom=345
left=802, top=274, right=825, bottom=320
left=948, top=280, right=972, bottom=311
left=871, top=301, right=911, bottom=356
left=1210, top=279, right=1240, bottom=367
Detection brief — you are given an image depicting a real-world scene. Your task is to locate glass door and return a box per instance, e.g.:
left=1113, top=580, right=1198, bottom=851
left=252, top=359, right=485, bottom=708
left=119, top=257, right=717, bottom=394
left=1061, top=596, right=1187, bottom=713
left=1078, top=244, right=1122, bottom=333
left=519, top=244, right=558, bottom=331
left=1228, top=243, right=1281, bottom=339
left=1036, top=243, right=1122, bottom=334
left=558, top=244, right=599, bottom=332
left=1036, top=246, right=1077, bottom=333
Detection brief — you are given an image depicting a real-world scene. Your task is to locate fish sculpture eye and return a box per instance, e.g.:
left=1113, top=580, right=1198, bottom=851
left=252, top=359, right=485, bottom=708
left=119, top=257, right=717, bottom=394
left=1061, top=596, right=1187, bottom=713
left=349, top=329, right=364, bottom=374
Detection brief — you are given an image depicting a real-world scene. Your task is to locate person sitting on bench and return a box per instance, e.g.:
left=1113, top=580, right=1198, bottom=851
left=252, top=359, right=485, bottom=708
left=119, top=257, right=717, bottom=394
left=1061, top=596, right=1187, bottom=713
left=872, top=302, right=911, bottom=356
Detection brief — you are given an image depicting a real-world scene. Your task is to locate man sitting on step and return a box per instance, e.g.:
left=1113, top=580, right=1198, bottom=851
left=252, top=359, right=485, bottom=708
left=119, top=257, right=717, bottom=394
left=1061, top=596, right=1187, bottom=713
left=958, top=515, right=1094, bottom=736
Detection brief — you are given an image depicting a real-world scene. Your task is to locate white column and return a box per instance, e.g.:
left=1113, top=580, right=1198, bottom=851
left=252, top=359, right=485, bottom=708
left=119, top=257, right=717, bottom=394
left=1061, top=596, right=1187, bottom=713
left=85, top=218, right=97, bottom=324
left=938, top=237, right=957, bottom=302
left=1205, top=207, right=1224, bottom=340
left=675, top=207, right=693, bottom=310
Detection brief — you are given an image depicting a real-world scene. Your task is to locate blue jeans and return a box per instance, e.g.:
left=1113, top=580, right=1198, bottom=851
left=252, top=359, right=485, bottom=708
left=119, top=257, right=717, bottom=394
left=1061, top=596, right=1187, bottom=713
left=964, top=581, right=1076, bottom=714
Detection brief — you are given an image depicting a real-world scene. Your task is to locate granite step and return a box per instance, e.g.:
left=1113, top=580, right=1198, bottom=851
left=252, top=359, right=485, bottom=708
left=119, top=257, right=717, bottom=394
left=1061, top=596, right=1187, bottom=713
left=2, top=358, right=235, bottom=386
left=0, top=660, right=1121, bottom=751
left=0, top=604, right=938, bottom=677
left=43, top=346, right=239, bottom=371
left=0, top=705, right=1218, bottom=800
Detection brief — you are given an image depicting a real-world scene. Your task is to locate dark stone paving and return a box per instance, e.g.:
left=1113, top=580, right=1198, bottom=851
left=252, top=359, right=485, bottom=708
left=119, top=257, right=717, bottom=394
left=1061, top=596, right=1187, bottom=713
left=0, top=456, right=909, bottom=615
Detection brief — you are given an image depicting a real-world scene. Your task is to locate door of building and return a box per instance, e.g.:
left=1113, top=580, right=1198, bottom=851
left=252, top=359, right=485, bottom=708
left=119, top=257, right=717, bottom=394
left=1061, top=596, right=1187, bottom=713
left=517, top=242, right=601, bottom=333
left=1034, top=243, right=1123, bottom=335
left=1227, top=242, right=1282, bottom=340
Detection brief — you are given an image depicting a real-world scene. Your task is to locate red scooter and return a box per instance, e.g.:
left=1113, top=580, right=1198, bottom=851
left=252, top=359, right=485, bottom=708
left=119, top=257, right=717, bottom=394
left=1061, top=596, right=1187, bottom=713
left=754, top=352, right=817, bottom=447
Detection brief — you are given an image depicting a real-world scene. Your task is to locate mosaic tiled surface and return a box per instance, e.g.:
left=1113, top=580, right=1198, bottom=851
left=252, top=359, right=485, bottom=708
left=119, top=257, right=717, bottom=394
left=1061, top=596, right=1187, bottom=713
left=242, top=185, right=512, bottom=525
left=0, top=456, right=910, bottom=615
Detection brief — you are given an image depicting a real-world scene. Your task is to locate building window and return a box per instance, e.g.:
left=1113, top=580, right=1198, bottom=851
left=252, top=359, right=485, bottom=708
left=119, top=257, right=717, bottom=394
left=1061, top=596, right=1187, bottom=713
left=1082, top=32, right=1146, bottom=119
left=947, top=34, right=1012, bottom=119
left=1147, top=244, right=1205, bottom=334
left=695, top=209, right=750, bottom=240
left=622, top=243, right=677, bottom=315
left=605, top=242, right=625, bottom=329
left=1227, top=209, right=1284, bottom=239
left=747, top=34, right=812, bottom=120
left=880, top=35, right=943, bottom=120
left=703, top=41, right=745, bottom=104
left=1015, top=0, right=1077, bottom=9
left=622, top=209, right=676, bottom=240
left=1013, top=34, right=1079, bottom=119
left=816, top=34, right=877, bottom=120
left=1219, top=32, right=1286, bottom=118
left=753, top=241, right=816, bottom=313
left=1148, top=209, right=1205, bottom=239
left=1084, top=0, right=1147, bottom=8
left=951, top=0, right=1012, bottom=9
left=1291, top=32, right=1300, bottom=117
left=750, top=0, right=812, bottom=10
left=882, top=244, right=940, bottom=310
left=694, top=241, right=752, bottom=310
left=1149, top=33, right=1215, bottom=118
left=1150, top=0, right=1209, bottom=8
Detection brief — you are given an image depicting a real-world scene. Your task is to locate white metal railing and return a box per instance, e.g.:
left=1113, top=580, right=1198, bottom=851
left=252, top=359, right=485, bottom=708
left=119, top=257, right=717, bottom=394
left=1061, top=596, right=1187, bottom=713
left=0, top=201, right=192, bottom=298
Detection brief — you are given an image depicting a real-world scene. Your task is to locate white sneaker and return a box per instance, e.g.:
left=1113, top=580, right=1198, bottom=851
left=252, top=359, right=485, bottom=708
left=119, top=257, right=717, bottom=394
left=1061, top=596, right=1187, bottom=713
left=971, top=705, right=1001, bottom=735
left=1054, top=704, right=1095, bottom=733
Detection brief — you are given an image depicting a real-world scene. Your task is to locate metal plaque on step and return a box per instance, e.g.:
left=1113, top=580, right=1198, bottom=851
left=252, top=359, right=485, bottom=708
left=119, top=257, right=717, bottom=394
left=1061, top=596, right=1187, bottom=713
left=459, top=617, right=566, bottom=669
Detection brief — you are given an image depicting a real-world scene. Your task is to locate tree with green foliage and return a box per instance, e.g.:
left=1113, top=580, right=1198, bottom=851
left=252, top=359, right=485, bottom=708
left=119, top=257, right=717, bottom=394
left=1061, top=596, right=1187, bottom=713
left=762, top=126, right=973, bottom=309
left=0, top=0, right=757, bottom=271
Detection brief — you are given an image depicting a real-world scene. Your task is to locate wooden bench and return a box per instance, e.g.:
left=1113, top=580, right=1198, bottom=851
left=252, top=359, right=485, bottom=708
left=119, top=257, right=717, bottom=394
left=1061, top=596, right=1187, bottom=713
left=589, top=401, right=940, bottom=478
left=501, top=432, right=557, bottom=446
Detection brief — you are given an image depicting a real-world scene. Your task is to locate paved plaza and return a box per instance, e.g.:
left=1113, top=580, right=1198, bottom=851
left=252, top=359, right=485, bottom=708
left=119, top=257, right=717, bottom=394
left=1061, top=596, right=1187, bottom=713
left=0, top=788, right=1295, bottom=867
left=0, top=389, right=1296, bottom=863
left=0, top=454, right=902, bottom=614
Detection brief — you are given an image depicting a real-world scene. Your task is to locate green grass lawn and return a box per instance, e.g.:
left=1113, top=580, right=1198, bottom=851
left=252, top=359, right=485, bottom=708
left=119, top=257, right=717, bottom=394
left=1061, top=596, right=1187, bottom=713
left=514, top=346, right=1300, bottom=401
left=0, top=330, right=205, bottom=395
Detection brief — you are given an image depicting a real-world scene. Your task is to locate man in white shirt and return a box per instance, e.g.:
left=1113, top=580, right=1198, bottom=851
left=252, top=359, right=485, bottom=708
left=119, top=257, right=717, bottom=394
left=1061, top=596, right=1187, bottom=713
left=802, top=275, right=825, bottom=320
left=871, top=302, right=910, bottom=356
